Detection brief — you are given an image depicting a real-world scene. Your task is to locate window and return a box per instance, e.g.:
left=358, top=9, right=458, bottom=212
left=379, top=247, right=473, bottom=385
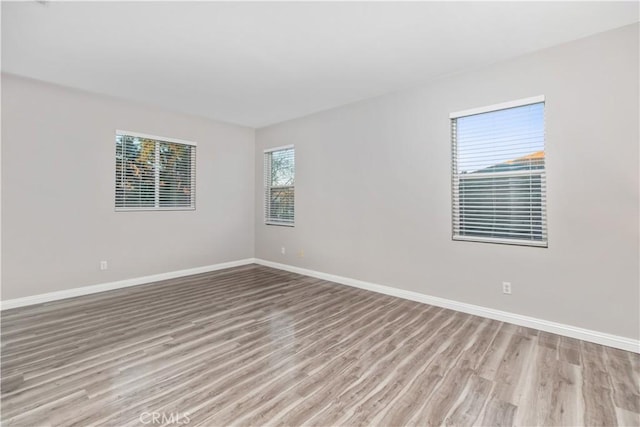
left=264, top=146, right=295, bottom=226
left=115, top=130, right=196, bottom=211
left=451, top=96, right=547, bottom=247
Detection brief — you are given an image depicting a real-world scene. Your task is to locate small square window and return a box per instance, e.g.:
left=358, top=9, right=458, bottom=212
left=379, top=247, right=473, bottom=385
left=115, top=131, right=196, bottom=211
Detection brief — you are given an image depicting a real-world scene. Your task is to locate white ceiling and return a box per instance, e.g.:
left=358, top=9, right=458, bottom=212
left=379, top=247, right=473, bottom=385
left=2, top=1, right=638, bottom=128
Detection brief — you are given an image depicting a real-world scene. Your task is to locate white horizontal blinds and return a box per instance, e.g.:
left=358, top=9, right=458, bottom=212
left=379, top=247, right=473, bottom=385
left=115, top=135, right=157, bottom=208
left=158, top=142, right=196, bottom=208
left=264, top=147, right=295, bottom=225
left=115, top=132, right=196, bottom=210
left=452, top=101, right=547, bottom=246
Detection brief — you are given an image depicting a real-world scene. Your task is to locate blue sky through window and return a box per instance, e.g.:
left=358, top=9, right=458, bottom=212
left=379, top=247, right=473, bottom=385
left=456, top=102, right=544, bottom=174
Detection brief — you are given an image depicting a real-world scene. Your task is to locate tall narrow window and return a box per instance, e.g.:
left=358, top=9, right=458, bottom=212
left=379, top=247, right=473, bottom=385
left=264, top=146, right=295, bottom=226
left=115, top=131, right=196, bottom=211
left=451, top=96, right=547, bottom=247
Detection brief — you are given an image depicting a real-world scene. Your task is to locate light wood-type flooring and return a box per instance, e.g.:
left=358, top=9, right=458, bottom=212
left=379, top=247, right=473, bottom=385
left=2, top=265, right=639, bottom=426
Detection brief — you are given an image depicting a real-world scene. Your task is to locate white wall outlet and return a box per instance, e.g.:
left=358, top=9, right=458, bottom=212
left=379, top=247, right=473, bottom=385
left=281, top=247, right=286, bottom=255
left=100, top=260, right=108, bottom=271
left=298, top=249, right=305, bottom=258
left=502, top=282, right=512, bottom=294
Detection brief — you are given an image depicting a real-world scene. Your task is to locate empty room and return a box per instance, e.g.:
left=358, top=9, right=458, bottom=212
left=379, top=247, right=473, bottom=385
left=1, top=1, right=639, bottom=426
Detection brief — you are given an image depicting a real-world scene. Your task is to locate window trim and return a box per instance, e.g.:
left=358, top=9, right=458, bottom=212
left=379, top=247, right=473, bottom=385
left=115, top=130, right=197, bottom=147
left=450, top=96, right=547, bottom=247
left=264, top=144, right=294, bottom=153
left=115, top=130, right=197, bottom=212
left=264, top=145, right=295, bottom=227
left=450, top=95, right=545, bottom=119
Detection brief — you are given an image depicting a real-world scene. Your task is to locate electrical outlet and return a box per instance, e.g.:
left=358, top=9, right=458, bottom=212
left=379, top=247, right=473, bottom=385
left=100, top=261, right=108, bottom=271
left=298, top=249, right=305, bottom=258
left=502, top=282, right=512, bottom=295
left=281, top=247, right=286, bottom=255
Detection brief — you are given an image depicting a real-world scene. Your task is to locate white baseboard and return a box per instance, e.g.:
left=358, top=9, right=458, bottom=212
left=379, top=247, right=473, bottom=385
left=254, top=258, right=640, bottom=353
left=3, top=257, right=637, bottom=353
left=1, top=258, right=257, bottom=311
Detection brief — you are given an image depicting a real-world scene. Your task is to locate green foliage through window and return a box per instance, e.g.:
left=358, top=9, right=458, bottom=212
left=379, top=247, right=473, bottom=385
left=264, top=147, right=294, bottom=225
left=115, top=133, right=196, bottom=210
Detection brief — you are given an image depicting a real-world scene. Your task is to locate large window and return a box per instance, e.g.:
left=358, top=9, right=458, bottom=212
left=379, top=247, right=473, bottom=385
left=264, top=146, right=295, bottom=226
left=451, top=96, right=547, bottom=247
left=115, top=131, right=196, bottom=211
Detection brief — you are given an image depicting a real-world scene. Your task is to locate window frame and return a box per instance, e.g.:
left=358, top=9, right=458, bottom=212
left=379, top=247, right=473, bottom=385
left=450, top=96, right=547, bottom=247
left=115, top=130, right=197, bottom=212
left=264, top=145, right=295, bottom=227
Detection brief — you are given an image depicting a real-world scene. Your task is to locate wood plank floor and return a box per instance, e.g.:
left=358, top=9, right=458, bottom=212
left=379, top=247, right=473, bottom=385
left=2, top=264, right=639, bottom=426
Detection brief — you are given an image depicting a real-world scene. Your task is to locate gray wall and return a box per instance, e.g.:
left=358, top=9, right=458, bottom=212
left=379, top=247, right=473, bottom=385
left=255, top=24, right=640, bottom=340
left=2, top=74, right=255, bottom=300
left=2, top=24, right=638, bottom=341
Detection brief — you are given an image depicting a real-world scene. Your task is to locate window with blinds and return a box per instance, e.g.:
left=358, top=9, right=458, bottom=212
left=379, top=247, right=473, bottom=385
left=115, top=131, right=196, bottom=211
left=451, top=96, right=547, bottom=247
left=264, top=146, right=295, bottom=226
